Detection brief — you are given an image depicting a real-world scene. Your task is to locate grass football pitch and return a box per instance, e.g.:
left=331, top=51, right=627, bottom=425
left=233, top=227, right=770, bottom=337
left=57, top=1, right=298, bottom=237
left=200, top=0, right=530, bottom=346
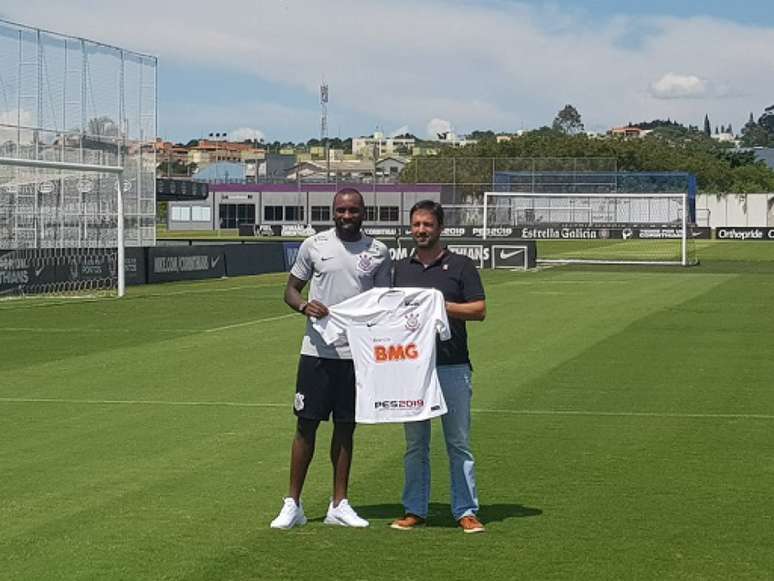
left=2, top=241, right=773, bottom=580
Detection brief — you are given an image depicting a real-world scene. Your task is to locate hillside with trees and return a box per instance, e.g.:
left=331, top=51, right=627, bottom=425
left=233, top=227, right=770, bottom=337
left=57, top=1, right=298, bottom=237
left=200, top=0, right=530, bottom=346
left=402, top=120, right=774, bottom=193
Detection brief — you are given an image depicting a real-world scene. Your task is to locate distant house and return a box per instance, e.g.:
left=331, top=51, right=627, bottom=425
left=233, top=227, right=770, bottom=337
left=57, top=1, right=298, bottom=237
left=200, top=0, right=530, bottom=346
left=609, top=126, right=651, bottom=138
left=187, top=139, right=264, bottom=165
left=285, top=160, right=372, bottom=181
left=352, top=132, right=416, bottom=158
left=711, top=132, right=736, bottom=144
left=375, top=156, right=408, bottom=179
left=434, top=132, right=477, bottom=147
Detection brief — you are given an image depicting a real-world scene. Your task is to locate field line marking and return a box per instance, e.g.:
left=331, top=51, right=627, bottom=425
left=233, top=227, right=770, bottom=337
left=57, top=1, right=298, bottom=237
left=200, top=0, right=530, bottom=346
left=1, top=398, right=773, bottom=420
left=0, top=397, right=286, bottom=408
left=471, top=408, right=774, bottom=420
left=203, top=313, right=296, bottom=333
left=0, top=313, right=296, bottom=334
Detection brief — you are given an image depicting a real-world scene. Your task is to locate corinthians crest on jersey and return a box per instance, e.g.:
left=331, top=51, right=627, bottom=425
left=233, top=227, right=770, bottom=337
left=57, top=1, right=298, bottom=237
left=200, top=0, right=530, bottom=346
left=356, top=252, right=375, bottom=273
left=404, top=313, right=420, bottom=331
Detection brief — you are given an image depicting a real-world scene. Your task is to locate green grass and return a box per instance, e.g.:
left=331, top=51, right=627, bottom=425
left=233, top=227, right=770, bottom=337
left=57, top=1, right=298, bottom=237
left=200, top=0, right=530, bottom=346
left=157, top=227, right=243, bottom=240
left=2, top=243, right=774, bottom=580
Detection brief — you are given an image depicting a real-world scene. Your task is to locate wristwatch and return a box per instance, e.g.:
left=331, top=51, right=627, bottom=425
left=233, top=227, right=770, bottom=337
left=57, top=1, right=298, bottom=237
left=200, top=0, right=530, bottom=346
left=298, top=301, right=308, bottom=314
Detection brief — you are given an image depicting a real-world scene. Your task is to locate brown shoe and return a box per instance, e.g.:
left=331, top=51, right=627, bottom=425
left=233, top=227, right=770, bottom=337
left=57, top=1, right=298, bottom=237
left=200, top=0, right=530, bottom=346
left=458, top=515, right=485, bottom=533
left=390, top=514, right=426, bottom=530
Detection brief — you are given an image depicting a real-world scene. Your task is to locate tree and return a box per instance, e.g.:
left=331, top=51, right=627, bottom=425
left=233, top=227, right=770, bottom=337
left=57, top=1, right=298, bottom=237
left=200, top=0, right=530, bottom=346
left=552, top=105, right=584, bottom=135
left=703, top=114, right=711, bottom=137
left=631, top=119, right=684, bottom=131
left=400, top=128, right=774, bottom=194
left=469, top=130, right=496, bottom=141
left=741, top=115, right=768, bottom=147
left=758, top=105, right=774, bottom=134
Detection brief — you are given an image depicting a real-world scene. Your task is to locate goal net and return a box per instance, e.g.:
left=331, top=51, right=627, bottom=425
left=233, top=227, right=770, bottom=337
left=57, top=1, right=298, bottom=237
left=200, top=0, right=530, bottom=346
left=0, top=157, right=126, bottom=298
left=483, top=192, right=697, bottom=266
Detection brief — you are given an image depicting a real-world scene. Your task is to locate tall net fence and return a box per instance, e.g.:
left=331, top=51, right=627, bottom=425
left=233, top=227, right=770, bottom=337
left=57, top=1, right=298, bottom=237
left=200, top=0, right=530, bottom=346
left=401, top=157, right=696, bottom=227
left=0, top=18, right=157, bottom=251
left=0, top=19, right=156, bottom=296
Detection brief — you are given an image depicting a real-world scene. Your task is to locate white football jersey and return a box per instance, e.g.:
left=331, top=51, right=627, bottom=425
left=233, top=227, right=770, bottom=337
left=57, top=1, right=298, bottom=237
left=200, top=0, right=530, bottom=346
left=313, top=287, right=451, bottom=424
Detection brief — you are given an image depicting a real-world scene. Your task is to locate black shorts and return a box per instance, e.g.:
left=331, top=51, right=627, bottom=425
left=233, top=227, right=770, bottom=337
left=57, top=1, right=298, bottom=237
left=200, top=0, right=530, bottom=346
left=294, top=355, right=356, bottom=422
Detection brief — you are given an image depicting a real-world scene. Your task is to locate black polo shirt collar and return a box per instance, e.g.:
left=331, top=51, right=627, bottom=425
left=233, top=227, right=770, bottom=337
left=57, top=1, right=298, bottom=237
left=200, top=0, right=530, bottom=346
left=410, top=247, right=449, bottom=269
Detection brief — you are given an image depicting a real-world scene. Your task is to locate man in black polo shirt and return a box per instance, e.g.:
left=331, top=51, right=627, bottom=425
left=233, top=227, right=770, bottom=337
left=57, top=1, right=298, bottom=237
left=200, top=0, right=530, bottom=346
left=391, top=200, right=487, bottom=534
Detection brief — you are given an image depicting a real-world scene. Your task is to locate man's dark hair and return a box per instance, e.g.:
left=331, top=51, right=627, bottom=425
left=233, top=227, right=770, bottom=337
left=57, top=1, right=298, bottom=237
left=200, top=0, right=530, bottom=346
left=333, top=187, right=365, bottom=209
left=409, top=199, right=444, bottom=226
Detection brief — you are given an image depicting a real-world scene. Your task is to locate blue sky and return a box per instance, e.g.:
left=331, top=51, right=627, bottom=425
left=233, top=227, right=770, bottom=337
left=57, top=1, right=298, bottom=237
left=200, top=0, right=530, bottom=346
left=3, top=1, right=774, bottom=142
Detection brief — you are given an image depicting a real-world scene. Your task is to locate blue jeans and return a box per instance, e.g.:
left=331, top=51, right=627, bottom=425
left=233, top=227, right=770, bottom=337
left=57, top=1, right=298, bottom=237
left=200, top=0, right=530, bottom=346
left=402, top=364, right=479, bottom=521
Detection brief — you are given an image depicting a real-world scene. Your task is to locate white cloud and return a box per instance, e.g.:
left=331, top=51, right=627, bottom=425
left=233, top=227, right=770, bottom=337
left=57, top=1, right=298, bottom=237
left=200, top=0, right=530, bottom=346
left=648, top=73, right=739, bottom=100
left=3, top=3, right=774, bottom=137
left=228, top=127, right=265, bottom=142
left=426, top=118, right=452, bottom=138
left=649, top=73, right=709, bottom=99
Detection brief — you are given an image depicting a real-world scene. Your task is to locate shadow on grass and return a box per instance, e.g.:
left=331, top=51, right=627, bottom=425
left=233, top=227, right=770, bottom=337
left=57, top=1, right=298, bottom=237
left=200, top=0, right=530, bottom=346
left=310, top=502, right=542, bottom=527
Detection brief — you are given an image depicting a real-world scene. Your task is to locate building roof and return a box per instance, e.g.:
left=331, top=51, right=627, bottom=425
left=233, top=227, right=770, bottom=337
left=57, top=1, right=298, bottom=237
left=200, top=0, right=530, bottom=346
left=211, top=183, right=442, bottom=193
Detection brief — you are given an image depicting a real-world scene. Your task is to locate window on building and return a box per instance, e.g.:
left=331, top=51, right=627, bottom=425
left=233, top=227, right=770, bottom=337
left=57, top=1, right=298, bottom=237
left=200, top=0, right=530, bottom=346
left=311, top=206, right=331, bottom=222
left=191, top=206, right=211, bottom=222
left=285, top=206, right=304, bottom=222
left=364, top=207, right=378, bottom=222
left=237, top=204, right=255, bottom=225
left=171, top=206, right=191, bottom=221
left=264, top=205, right=283, bottom=221
left=379, top=206, right=399, bottom=222
left=220, top=204, right=255, bottom=228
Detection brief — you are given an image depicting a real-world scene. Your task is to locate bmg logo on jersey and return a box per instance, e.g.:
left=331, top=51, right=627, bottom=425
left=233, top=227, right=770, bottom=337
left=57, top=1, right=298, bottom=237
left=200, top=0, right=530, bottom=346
left=374, top=343, right=419, bottom=362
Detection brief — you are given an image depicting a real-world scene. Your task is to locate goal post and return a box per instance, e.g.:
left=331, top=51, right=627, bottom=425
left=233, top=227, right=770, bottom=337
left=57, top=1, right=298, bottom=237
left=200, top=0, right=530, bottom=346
left=483, top=191, right=697, bottom=266
left=0, top=157, right=126, bottom=297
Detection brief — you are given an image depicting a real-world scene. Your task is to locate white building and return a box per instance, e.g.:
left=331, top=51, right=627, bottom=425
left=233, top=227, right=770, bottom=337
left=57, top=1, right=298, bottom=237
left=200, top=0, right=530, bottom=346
left=434, top=131, right=477, bottom=147
left=352, top=132, right=415, bottom=158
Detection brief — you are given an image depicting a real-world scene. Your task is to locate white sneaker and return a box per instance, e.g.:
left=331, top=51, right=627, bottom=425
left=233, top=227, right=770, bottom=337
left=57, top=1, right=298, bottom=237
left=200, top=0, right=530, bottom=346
left=323, top=499, right=369, bottom=528
left=270, top=497, right=307, bottom=529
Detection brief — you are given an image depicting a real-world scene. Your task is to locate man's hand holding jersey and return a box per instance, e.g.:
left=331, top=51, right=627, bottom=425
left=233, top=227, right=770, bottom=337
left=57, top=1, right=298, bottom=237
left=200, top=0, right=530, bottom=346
left=302, top=300, right=329, bottom=318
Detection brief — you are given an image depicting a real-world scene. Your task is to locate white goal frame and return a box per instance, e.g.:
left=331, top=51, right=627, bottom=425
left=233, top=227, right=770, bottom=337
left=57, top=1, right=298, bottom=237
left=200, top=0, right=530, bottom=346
left=0, top=157, right=126, bottom=296
left=483, top=191, right=691, bottom=266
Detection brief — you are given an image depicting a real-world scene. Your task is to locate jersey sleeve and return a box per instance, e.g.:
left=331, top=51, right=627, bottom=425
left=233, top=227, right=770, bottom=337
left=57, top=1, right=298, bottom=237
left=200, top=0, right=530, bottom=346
left=311, top=288, right=381, bottom=344
left=432, top=289, right=452, bottom=341
left=312, top=312, right=348, bottom=345
left=373, top=243, right=393, bottom=288
left=289, top=238, right=313, bottom=281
